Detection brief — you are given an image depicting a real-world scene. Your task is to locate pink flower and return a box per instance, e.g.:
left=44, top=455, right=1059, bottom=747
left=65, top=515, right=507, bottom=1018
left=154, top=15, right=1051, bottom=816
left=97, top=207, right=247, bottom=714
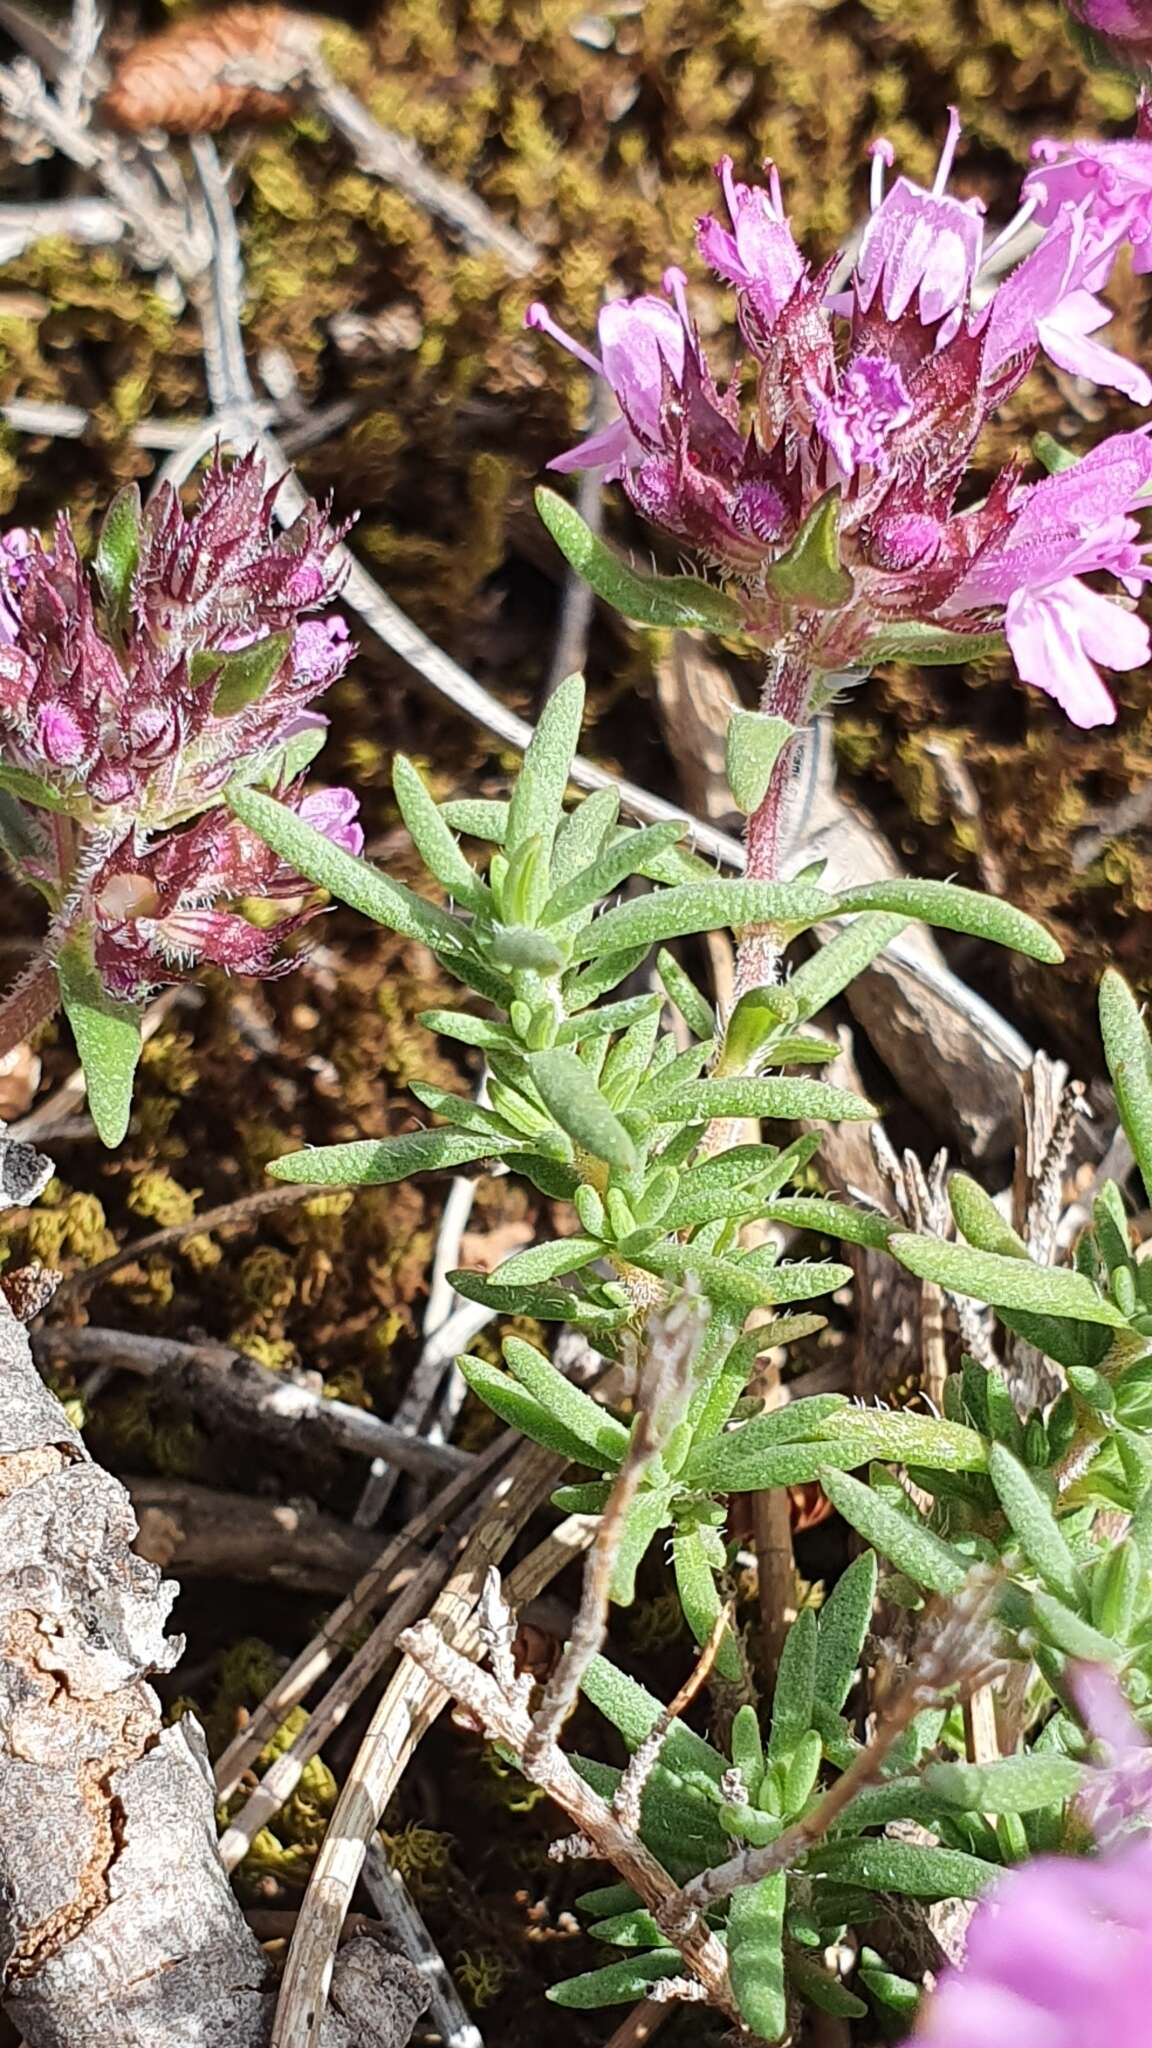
left=528, top=114, right=1152, bottom=730
left=944, top=434, right=1152, bottom=725
left=1026, top=131, right=1152, bottom=273
left=914, top=1838, right=1152, bottom=2048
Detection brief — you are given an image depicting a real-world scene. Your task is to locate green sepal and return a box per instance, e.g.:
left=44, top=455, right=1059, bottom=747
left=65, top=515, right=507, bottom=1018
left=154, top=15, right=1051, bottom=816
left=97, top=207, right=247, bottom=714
left=765, top=492, right=852, bottom=609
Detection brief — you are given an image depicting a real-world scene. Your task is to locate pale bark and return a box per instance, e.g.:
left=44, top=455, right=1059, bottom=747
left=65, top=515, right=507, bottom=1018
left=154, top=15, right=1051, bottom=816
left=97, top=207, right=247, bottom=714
left=0, top=1127, right=426, bottom=2048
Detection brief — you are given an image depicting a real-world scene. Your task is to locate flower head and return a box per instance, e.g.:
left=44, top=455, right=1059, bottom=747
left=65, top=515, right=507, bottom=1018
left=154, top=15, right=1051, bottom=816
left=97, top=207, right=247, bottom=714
left=0, top=450, right=360, bottom=1002
left=529, top=115, right=1152, bottom=727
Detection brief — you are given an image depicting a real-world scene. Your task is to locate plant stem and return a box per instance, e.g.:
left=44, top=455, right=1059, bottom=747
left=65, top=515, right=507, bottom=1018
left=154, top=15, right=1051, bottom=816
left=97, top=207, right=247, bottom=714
left=733, top=649, right=817, bottom=997
left=0, top=953, right=58, bottom=1065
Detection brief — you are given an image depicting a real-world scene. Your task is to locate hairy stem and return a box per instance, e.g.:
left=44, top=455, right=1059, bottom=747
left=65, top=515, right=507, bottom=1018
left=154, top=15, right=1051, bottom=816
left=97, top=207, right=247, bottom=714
left=0, top=954, right=58, bottom=1064
left=733, top=650, right=816, bottom=997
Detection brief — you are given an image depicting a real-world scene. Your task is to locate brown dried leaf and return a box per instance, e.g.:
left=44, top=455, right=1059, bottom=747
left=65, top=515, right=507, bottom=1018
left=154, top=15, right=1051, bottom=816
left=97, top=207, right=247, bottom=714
left=101, top=4, right=321, bottom=134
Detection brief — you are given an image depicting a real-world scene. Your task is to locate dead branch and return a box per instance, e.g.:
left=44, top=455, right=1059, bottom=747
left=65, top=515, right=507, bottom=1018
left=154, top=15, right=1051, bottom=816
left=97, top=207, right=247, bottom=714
left=360, top=1844, right=483, bottom=2048
left=128, top=1478, right=392, bottom=1595
left=213, top=1431, right=516, bottom=1800
left=398, top=1600, right=738, bottom=2021
left=270, top=1451, right=593, bottom=2048
left=0, top=1125, right=423, bottom=2048
left=525, top=1290, right=708, bottom=1765
left=32, top=1326, right=471, bottom=1482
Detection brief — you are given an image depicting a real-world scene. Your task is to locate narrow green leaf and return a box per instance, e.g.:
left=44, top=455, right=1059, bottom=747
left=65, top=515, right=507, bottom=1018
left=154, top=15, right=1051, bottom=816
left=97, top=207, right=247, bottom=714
left=728, top=1875, right=787, bottom=2040
left=547, top=1953, right=685, bottom=2007
left=267, top=1129, right=500, bottom=1186
left=988, top=1444, right=1081, bottom=1606
left=815, top=1552, right=877, bottom=1713
left=891, top=1235, right=1126, bottom=1327
left=655, top=1076, right=875, bottom=1124
left=831, top=879, right=1063, bottom=964
left=860, top=620, right=1006, bottom=666
left=456, top=1354, right=602, bottom=1463
left=563, top=944, right=652, bottom=1009
left=660, top=1141, right=809, bottom=1230
left=56, top=939, right=142, bottom=1149
left=726, top=710, right=796, bottom=815
left=787, top=1953, right=867, bottom=2018
left=492, top=1236, right=604, bottom=1286
left=419, top=1010, right=518, bottom=1051
left=580, top=1657, right=727, bottom=1783
left=1032, top=431, right=1080, bottom=475
left=1100, top=969, right=1152, bottom=1207
left=438, top=798, right=509, bottom=841
left=610, top=1487, right=675, bottom=1603
left=672, top=1524, right=742, bottom=1680
left=0, top=763, right=76, bottom=813
left=392, top=755, right=488, bottom=909
left=95, top=482, right=141, bottom=617
left=763, top=1196, right=896, bottom=1250
left=770, top=1605, right=817, bottom=1757
left=195, top=630, right=292, bottom=717
left=950, top=1173, right=1029, bottom=1258
left=655, top=948, right=716, bottom=1039
left=647, top=1248, right=849, bottom=1314
left=485, top=924, right=566, bottom=973
left=585, top=1909, right=665, bottom=1948
left=1030, top=1590, right=1121, bottom=1663
left=819, top=1469, right=969, bottom=1596
left=541, top=821, right=686, bottom=925
left=528, top=1049, right=636, bottom=1170
left=569, top=878, right=830, bottom=964
left=786, top=913, right=911, bottom=1019
left=228, top=786, right=468, bottom=955
left=505, top=670, right=585, bottom=867
left=810, top=1409, right=988, bottom=1472
left=556, top=994, right=663, bottom=1047
left=500, top=1334, right=630, bottom=1466
left=681, top=1396, right=850, bottom=1488
left=802, top=1838, right=997, bottom=1899
left=857, top=1952, right=921, bottom=2021
left=536, top=486, right=744, bottom=633
left=923, top=1754, right=1084, bottom=1814
left=766, top=491, right=852, bottom=608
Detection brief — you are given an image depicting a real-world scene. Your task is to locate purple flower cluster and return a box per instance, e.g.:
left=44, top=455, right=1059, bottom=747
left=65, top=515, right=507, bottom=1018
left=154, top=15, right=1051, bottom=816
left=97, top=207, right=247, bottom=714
left=529, top=113, right=1152, bottom=728
left=0, top=451, right=361, bottom=1000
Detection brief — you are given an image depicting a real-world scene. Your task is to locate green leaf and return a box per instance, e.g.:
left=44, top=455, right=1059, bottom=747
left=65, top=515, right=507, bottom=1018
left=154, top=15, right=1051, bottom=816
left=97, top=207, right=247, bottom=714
left=536, top=487, right=744, bottom=633
left=647, top=1249, right=849, bottom=1315
left=419, top=1010, right=518, bottom=1052
left=555, top=993, right=663, bottom=1047
left=859, top=620, right=1006, bottom=666
left=228, top=786, right=467, bottom=955
left=528, top=1049, right=636, bottom=1170
left=655, top=948, right=716, bottom=1039
left=672, top=1524, right=742, bottom=1680
left=506, top=670, right=585, bottom=867
left=987, top=1444, right=1081, bottom=1606
left=765, top=491, right=852, bottom=608
left=580, top=1657, right=726, bottom=1782
left=492, top=1236, right=604, bottom=1286
left=547, top=1953, right=685, bottom=2007
left=923, top=1754, right=1084, bottom=1814
left=831, top=879, right=1063, bottom=964
left=438, top=798, right=509, bottom=841
left=56, top=938, right=142, bottom=1149
left=819, top=1469, right=969, bottom=1596
left=1030, top=1590, right=1121, bottom=1663
left=485, top=924, right=566, bottom=973
left=456, top=1354, right=603, bottom=1463
left=541, top=821, right=686, bottom=925
left=569, top=878, right=831, bottom=964
left=857, top=1952, right=921, bottom=2021
left=655, top=1076, right=875, bottom=1124
left=728, top=1875, right=787, bottom=2039
left=194, top=630, right=292, bottom=717
left=787, top=1953, right=867, bottom=2019
left=717, top=983, right=797, bottom=1074
left=94, top=482, right=141, bottom=618
left=1032, top=431, right=1080, bottom=475
left=267, top=1129, right=501, bottom=1186
left=610, top=1488, right=675, bottom=1604
left=392, top=755, right=488, bottom=910
left=1100, top=969, right=1152, bottom=1207
left=564, top=943, right=653, bottom=1008
left=500, top=1334, right=630, bottom=1466
left=770, top=1605, right=817, bottom=1757
left=786, top=913, right=911, bottom=1019
left=0, top=763, right=77, bottom=813
left=890, top=1235, right=1126, bottom=1327
left=815, top=1552, right=877, bottom=1714
left=726, top=710, right=796, bottom=815
left=950, top=1173, right=1029, bottom=1258
left=661, top=1139, right=814, bottom=1230
left=802, top=1838, right=997, bottom=1899
left=585, top=1909, right=665, bottom=1948
left=762, top=1196, right=896, bottom=1251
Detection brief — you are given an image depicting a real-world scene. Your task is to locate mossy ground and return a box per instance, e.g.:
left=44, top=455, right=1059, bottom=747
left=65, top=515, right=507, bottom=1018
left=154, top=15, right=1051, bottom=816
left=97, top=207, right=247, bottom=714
left=0, top=0, right=1149, bottom=2033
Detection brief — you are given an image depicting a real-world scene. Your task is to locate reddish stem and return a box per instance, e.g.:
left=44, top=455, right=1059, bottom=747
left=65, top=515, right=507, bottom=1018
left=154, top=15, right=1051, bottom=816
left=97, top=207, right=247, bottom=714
left=0, top=954, right=59, bottom=1065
